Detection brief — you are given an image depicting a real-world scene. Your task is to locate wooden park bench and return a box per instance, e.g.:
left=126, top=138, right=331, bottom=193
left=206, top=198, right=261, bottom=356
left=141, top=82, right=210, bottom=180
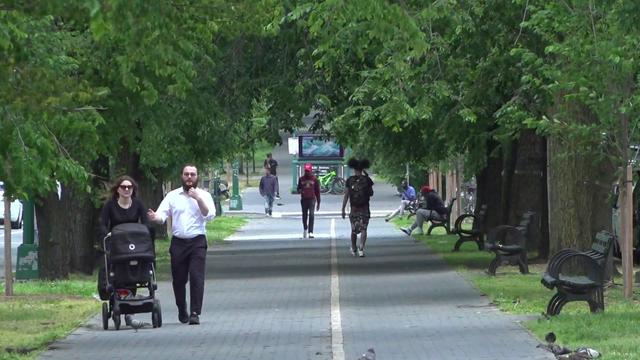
left=484, top=211, right=535, bottom=276
left=541, top=230, right=615, bottom=316
left=452, top=204, right=487, bottom=251
left=426, top=197, right=457, bottom=235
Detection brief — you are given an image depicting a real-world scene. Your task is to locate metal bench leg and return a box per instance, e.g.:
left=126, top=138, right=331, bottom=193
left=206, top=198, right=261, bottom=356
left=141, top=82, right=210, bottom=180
left=547, top=293, right=567, bottom=316
left=487, top=256, right=499, bottom=276
left=453, top=237, right=465, bottom=252
left=518, top=253, right=529, bottom=274
left=588, top=288, right=604, bottom=313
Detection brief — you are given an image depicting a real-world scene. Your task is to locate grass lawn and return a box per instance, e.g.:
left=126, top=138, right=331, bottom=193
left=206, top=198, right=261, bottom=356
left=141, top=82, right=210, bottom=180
left=393, top=217, right=640, bottom=360
left=0, top=215, right=247, bottom=360
left=0, top=276, right=98, bottom=360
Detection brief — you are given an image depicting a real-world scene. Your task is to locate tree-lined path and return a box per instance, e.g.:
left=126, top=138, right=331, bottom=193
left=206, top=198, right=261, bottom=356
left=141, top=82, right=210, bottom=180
left=39, top=214, right=552, bottom=360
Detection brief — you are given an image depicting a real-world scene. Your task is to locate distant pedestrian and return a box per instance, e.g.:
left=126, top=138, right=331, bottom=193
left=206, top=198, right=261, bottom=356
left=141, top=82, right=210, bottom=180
left=264, top=153, right=280, bottom=199
left=385, top=179, right=416, bottom=221
left=401, top=185, right=446, bottom=235
left=342, top=158, right=374, bottom=257
left=147, top=164, right=216, bottom=325
left=259, top=167, right=278, bottom=216
left=297, top=163, right=320, bottom=238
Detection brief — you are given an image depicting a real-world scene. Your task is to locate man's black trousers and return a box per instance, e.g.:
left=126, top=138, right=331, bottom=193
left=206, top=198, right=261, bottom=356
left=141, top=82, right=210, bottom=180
left=170, top=235, right=207, bottom=315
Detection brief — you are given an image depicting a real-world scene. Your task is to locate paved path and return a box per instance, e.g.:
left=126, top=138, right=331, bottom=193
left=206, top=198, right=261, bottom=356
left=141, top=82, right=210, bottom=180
left=38, top=137, right=552, bottom=360
left=39, top=215, right=552, bottom=360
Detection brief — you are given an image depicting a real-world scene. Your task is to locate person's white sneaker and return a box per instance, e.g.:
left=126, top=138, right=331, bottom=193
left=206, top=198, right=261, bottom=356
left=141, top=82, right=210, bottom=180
left=358, top=248, right=365, bottom=257
left=350, top=247, right=357, bottom=256
left=303, top=230, right=308, bottom=238
left=308, top=232, right=314, bottom=238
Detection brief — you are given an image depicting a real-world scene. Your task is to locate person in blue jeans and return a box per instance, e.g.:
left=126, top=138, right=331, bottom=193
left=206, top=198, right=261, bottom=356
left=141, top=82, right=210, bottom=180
left=385, top=179, right=416, bottom=221
left=259, top=167, right=278, bottom=216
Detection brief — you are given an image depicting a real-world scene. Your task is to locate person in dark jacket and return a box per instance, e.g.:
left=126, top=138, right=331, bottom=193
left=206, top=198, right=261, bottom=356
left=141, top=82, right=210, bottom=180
left=259, top=167, right=278, bottom=216
left=297, top=163, right=320, bottom=238
left=401, top=185, right=446, bottom=235
left=264, top=153, right=280, bottom=199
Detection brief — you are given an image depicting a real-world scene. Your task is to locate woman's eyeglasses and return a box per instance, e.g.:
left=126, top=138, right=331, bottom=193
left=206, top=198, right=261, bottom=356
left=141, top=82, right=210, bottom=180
left=119, top=185, right=133, bottom=190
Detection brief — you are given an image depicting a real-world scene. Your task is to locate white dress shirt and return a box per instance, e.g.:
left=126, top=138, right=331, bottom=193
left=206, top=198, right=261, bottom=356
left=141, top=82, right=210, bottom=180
left=155, top=187, right=216, bottom=238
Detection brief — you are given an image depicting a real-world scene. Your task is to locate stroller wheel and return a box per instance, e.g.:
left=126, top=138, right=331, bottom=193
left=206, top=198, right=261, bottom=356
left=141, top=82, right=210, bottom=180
left=152, top=300, right=162, bottom=328
left=113, top=310, right=121, bottom=330
left=101, top=303, right=109, bottom=330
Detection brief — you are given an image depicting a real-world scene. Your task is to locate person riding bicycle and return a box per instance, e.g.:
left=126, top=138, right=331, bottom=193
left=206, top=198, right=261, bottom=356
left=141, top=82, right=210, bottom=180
left=385, top=179, right=416, bottom=222
left=401, top=185, right=446, bottom=235
left=297, top=163, right=321, bottom=238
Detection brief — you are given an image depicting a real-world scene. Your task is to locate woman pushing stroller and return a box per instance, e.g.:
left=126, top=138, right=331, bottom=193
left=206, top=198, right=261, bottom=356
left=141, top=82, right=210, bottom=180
left=98, top=175, right=156, bottom=329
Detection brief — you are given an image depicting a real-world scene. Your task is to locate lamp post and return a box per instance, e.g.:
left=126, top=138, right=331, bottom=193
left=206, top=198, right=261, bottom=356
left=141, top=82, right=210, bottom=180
left=229, top=160, right=243, bottom=210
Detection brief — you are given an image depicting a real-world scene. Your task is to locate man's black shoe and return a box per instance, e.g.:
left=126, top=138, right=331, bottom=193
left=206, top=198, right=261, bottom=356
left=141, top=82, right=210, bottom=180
left=178, top=309, right=189, bottom=324
left=189, top=313, right=200, bottom=325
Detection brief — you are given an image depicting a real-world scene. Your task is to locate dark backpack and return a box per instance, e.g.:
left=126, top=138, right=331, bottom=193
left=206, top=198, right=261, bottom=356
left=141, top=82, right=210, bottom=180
left=349, top=175, right=372, bottom=207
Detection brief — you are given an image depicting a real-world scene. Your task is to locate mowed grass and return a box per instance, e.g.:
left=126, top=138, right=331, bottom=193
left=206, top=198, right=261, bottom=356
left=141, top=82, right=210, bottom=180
left=0, top=215, right=247, bottom=360
left=392, top=217, right=640, bottom=360
left=0, top=276, right=98, bottom=360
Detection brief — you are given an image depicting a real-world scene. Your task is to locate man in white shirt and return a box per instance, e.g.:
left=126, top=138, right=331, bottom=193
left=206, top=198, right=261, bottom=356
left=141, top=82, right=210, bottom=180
left=148, top=164, right=216, bottom=325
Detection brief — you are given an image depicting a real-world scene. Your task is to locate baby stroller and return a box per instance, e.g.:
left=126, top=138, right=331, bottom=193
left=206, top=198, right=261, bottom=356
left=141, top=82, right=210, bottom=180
left=98, top=223, right=162, bottom=330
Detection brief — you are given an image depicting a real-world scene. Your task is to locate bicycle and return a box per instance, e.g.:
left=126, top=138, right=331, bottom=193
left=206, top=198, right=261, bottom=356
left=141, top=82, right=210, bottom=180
left=317, top=169, right=346, bottom=194
left=405, top=198, right=421, bottom=219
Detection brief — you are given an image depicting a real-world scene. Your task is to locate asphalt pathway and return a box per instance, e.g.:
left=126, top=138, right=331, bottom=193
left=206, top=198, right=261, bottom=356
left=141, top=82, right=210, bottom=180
left=39, top=214, right=552, bottom=360
left=38, top=138, right=552, bottom=359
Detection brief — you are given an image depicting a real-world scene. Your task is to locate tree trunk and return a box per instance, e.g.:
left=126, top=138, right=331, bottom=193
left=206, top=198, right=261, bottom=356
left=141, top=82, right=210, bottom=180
left=476, top=140, right=504, bottom=231
left=547, top=104, right=616, bottom=255
left=475, top=133, right=550, bottom=259
left=37, top=184, right=97, bottom=279
left=138, top=173, right=167, bottom=240
left=507, top=130, right=549, bottom=258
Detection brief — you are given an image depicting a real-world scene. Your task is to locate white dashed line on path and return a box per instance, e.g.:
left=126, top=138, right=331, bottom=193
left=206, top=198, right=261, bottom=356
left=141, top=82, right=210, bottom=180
left=330, top=218, right=345, bottom=360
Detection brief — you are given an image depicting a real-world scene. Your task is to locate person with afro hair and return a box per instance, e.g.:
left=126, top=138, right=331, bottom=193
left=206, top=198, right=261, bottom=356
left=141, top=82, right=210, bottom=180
left=342, top=158, right=374, bottom=257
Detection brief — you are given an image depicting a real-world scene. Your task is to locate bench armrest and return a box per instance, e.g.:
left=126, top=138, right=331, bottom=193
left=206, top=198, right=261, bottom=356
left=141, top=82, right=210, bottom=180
left=545, top=253, right=603, bottom=285
left=541, top=273, right=558, bottom=289
left=453, top=213, right=476, bottom=233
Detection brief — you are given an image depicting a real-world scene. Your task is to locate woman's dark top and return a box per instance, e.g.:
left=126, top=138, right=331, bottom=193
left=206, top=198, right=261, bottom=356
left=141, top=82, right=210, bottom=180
left=99, top=198, right=150, bottom=238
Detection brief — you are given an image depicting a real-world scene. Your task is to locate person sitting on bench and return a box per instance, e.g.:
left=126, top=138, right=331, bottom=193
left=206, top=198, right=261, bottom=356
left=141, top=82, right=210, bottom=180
left=401, top=186, right=446, bottom=235
left=385, top=179, right=416, bottom=222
